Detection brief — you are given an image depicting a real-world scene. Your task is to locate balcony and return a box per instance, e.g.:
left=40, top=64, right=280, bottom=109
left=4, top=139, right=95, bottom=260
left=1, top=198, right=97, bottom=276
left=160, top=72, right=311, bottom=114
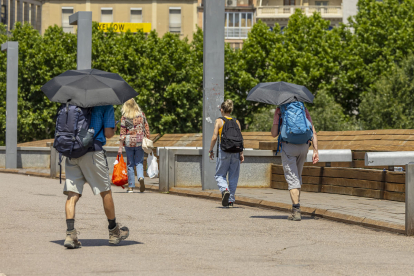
left=225, top=0, right=254, bottom=7
left=200, top=0, right=254, bottom=8
left=225, top=27, right=252, bottom=39
left=257, top=5, right=343, bottom=18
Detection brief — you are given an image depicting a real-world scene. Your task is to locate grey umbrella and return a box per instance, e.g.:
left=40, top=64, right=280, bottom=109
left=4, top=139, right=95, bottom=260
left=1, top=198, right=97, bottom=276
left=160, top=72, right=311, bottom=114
left=41, top=69, right=138, bottom=107
left=246, top=82, right=314, bottom=106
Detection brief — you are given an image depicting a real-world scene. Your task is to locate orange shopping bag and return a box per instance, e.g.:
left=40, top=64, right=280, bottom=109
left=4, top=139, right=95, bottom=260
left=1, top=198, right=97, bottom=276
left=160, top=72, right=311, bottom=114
left=112, top=154, right=129, bottom=188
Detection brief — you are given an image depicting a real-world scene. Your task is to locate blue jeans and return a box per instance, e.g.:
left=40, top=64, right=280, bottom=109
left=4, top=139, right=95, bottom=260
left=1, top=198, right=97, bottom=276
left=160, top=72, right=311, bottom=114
left=215, top=148, right=241, bottom=203
left=125, top=146, right=144, bottom=188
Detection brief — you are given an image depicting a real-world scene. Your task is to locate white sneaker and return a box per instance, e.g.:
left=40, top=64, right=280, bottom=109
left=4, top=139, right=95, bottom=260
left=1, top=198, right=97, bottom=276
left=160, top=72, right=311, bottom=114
left=127, top=188, right=134, bottom=193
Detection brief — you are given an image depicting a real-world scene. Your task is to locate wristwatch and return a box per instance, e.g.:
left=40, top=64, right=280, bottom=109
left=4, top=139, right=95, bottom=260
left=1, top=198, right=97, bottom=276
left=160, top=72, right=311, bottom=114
left=209, top=150, right=214, bottom=154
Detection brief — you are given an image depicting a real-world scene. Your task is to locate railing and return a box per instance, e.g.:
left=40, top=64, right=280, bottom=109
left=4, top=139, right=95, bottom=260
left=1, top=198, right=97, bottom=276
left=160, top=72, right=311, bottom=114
left=200, top=0, right=254, bottom=7
left=365, top=152, right=414, bottom=236
left=257, top=5, right=342, bottom=18
left=225, top=27, right=251, bottom=39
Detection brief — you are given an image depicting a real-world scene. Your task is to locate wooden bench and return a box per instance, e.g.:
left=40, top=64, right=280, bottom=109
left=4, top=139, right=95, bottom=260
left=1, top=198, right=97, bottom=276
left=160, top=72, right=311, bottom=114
left=271, top=165, right=406, bottom=202
left=260, top=129, right=414, bottom=169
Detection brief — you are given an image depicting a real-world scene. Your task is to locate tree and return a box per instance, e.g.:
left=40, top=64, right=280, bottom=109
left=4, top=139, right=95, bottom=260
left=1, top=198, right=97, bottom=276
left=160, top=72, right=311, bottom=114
left=359, top=55, right=414, bottom=130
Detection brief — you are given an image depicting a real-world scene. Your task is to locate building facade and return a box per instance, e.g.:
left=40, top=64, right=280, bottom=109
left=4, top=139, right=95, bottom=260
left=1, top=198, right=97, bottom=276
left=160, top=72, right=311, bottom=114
left=197, top=0, right=257, bottom=49
left=0, top=0, right=357, bottom=45
left=42, top=0, right=198, bottom=40
left=1, top=0, right=42, bottom=32
left=257, top=0, right=345, bottom=30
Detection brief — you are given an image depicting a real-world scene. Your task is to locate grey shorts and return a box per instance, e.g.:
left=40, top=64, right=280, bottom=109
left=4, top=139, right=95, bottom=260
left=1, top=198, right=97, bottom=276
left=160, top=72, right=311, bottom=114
left=64, top=151, right=111, bottom=196
left=281, top=142, right=309, bottom=190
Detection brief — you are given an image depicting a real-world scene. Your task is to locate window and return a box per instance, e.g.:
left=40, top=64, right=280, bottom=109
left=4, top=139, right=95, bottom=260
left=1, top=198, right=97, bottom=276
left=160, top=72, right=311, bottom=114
left=131, top=8, right=142, bottom=23
left=101, top=8, right=113, bottom=23
left=315, top=1, right=328, bottom=13
left=169, top=8, right=181, bottom=34
left=225, top=12, right=253, bottom=39
left=62, top=7, right=74, bottom=33
left=284, top=0, right=295, bottom=5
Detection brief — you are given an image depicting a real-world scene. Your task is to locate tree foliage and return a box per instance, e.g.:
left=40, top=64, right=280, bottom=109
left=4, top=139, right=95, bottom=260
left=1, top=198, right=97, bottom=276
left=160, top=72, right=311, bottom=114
left=1, top=0, right=414, bottom=145
left=359, top=55, right=414, bottom=129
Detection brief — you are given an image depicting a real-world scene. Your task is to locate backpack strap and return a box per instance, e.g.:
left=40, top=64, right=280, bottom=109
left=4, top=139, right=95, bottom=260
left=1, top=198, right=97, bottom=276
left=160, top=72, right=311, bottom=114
left=276, top=116, right=283, bottom=155
left=58, top=153, right=63, bottom=184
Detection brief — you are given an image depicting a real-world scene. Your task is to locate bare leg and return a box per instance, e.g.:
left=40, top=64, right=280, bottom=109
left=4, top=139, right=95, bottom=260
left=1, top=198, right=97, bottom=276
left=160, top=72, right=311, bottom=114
left=289, top=188, right=300, bottom=205
left=101, top=190, right=115, bottom=220
left=65, top=192, right=80, bottom=220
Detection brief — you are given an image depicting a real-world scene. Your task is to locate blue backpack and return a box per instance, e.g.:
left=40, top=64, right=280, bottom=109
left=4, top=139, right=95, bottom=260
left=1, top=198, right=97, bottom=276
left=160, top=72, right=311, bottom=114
left=276, top=102, right=313, bottom=154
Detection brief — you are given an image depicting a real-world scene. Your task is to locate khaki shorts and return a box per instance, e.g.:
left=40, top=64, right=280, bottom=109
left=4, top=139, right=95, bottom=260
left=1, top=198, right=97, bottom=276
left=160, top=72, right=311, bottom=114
left=64, top=151, right=111, bottom=196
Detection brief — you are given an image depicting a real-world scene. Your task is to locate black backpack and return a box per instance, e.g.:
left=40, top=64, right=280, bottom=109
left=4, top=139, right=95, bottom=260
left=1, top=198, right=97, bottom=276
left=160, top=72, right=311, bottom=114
left=218, top=117, right=244, bottom=153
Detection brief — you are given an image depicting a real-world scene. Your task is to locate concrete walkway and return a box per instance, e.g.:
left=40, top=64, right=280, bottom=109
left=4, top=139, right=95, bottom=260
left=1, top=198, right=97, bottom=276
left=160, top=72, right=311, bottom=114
left=2, top=173, right=414, bottom=276
left=0, top=168, right=406, bottom=233
left=169, top=187, right=405, bottom=234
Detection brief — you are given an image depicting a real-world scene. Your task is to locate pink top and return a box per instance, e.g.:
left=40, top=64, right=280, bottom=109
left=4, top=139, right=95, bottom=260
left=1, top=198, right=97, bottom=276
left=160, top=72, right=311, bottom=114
left=273, top=107, right=313, bottom=126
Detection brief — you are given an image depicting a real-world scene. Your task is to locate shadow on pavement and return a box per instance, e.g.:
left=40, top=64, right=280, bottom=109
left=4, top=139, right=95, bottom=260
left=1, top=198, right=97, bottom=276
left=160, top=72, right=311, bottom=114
left=50, top=239, right=143, bottom=247
left=250, top=215, right=314, bottom=220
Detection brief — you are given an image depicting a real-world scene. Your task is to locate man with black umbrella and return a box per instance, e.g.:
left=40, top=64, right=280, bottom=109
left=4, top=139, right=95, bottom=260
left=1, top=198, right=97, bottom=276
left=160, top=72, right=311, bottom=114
left=41, top=69, right=137, bottom=248
left=63, top=105, right=130, bottom=248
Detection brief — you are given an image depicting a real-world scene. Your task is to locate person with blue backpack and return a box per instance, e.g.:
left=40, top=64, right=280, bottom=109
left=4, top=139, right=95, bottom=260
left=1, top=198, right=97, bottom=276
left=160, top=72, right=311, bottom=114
left=271, top=101, right=319, bottom=221
left=54, top=104, right=130, bottom=248
left=209, top=100, right=245, bottom=207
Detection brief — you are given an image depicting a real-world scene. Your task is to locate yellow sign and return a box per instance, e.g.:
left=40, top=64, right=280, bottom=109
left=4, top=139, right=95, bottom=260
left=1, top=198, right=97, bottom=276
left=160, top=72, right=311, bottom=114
left=98, top=23, right=152, bottom=33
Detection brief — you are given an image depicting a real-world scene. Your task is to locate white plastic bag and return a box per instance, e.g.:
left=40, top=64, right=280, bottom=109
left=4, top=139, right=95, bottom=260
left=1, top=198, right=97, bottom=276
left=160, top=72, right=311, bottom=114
left=147, top=152, right=159, bottom=179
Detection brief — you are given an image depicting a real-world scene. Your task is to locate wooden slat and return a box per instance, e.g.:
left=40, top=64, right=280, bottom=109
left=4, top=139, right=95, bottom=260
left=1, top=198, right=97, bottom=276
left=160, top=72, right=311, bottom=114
left=317, top=129, right=414, bottom=136
left=271, top=181, right=288, bottom=189
left=352, top=188, right=383, bottom=199
left=385, top=183, right=405, bottom=193
left=304, top=162, right=353, bottom=168
left=384, top=191, right=405, bottom=202
left=318, top=134, right=414, bottom=141
left=352, top=152, right=366, bottom=160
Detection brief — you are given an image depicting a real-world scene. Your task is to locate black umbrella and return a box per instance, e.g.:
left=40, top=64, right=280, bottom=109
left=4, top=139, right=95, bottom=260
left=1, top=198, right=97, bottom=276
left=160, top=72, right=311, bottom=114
left=41, top=69, right=138, bottom=107
left=246, top=82, right=314, bottom=106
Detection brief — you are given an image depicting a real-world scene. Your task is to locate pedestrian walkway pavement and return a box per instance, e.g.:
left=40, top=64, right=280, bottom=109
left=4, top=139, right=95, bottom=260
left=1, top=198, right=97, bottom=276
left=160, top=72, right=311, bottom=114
left=169, top=186, right=405, bottom=234
left=0, top=168, right=405, bottom=234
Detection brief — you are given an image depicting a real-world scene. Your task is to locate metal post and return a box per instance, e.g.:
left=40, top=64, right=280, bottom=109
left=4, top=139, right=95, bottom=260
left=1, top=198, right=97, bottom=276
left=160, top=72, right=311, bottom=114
left=202, top=0, right=225, bottom=190
left=69, top=12, right=92, bottom=70
left=2, top=42, right=18, bottom=169
left=406, top=163, right=414, bottom=236
left=50, top=146, right=58, bottom=177
left=159, top=148, right=169, bottom=192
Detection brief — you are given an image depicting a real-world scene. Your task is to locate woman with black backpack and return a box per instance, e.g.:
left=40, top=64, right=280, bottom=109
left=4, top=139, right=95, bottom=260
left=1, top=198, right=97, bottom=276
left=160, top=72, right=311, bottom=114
left=209, top=100, right=244, bottom=207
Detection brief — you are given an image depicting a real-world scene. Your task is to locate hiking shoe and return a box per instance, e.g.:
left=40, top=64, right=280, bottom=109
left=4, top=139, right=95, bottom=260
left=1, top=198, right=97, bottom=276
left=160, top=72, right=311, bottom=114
left=222, top=190, right=230, bottom=207
left=139, top=178, right=145, bottom=193
left=109, top=223, right=130, bottom=245
left=228, top=202, right=234, bottom=208
left=288, top=207, right=301, bottom=221
left=64, top=229, right=81, bottom=249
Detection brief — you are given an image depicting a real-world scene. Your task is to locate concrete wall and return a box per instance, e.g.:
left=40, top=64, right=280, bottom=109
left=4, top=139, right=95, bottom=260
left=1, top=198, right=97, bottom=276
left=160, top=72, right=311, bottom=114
left=0, top=147, right=51, bottom=169
left=0, top=147, right=133, bottom=176
left=42, top=0, right=198, bottom=40
left=175, top=154, right=281, bottom=188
